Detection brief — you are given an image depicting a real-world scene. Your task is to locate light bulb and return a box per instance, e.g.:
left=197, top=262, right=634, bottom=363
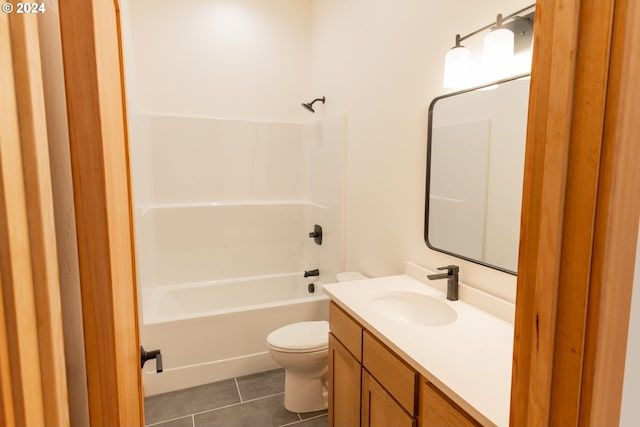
left=483, top=27, right=515, bottom=82
left=443, top=45, right=471, bottom=89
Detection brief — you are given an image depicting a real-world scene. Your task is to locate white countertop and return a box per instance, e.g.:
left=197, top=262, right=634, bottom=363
left=322, top=268, right=514, bottom=427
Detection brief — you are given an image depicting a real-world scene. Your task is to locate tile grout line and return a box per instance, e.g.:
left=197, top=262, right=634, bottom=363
left=145, top=414, right=193, bottom=427
left=278, top=412, right=328, bottom=427
left=234, top=376, right=244, bottom=402
left=190, top=391, right=285, bottom=418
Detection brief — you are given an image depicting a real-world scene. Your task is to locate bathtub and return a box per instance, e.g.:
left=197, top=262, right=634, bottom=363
left=141, top=273, right=329, bottom=396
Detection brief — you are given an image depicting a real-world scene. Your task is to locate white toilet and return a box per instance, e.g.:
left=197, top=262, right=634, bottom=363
left=267, top=320, right=330, bottom=412
left=266, top=271, right=367, bottom=413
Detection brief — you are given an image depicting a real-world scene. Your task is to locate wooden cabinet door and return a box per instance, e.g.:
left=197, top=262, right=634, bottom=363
left=362, top=370, right=416, bottom=427
left=329, top=333, right=362, bottom=427
left=418, top=379, right=480, bottom=427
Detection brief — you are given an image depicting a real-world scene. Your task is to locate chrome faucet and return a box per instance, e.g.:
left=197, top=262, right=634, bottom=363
left=427, top=265, right=459, bottom=301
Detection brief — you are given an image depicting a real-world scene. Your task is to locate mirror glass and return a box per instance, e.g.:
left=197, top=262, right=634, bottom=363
left=424, top=75, right=530, bottom=274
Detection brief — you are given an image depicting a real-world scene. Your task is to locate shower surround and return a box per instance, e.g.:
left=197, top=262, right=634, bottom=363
left=129, top=113, right=346, bottom=395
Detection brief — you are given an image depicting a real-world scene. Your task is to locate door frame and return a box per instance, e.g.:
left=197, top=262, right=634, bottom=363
left=510, top=0, right=640, bottom=425
left=57, top=0, right=143, bottom=425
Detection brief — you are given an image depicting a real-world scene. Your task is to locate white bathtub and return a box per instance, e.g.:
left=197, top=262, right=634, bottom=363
left=141, top=273, right=329, bottom=396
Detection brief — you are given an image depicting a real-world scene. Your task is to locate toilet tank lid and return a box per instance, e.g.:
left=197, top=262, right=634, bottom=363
left=336, top=272, right=368, bottom=282
left=267, top=321, right=329, bottom=351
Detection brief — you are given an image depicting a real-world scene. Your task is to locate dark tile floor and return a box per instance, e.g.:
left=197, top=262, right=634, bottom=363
left=144, top=369, right=328, bottom=427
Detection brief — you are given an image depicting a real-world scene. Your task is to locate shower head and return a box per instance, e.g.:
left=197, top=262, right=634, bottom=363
left=301, top=96, right=325, bottom=113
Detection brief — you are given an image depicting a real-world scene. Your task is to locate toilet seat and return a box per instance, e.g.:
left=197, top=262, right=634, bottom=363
left=267, top=321, right=329, bottom=353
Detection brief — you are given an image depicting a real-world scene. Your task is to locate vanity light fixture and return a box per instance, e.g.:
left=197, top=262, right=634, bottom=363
left=443, top=4, right=535, bottom=90
left=443, top=34, right=471, bottom=89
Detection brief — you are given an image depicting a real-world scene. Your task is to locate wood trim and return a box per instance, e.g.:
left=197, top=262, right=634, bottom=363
left=0, top=12, right=70, bottom=427
left=58, top=0, right=143, bottom=425
left=9, top=12, right=71, bottom=427
left=510, top=1, right=581, bottom=423
left=0, top=281, right=14, bottom=424
left=36, top=1, right=90, bottom=425
left=511, top=0, right=640, bottom=425
left=0, top=16, right=40, bottom=427
left=549, top=1, right=615, bottom=424
left=580, top=0, right=640, bottom=424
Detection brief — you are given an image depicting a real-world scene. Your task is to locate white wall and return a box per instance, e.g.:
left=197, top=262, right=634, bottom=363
left=310, top=0, right=532, bottom=302
left=621, top=225, right=640, bottom=426
left=126, top=0, right=312, bottom=121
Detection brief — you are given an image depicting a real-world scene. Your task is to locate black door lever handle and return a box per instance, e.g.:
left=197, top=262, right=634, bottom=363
left=141, top=346, right=163, bottom=373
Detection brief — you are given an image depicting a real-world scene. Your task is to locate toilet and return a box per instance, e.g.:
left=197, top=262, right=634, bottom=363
left=266, top=271, right=367, bottom=413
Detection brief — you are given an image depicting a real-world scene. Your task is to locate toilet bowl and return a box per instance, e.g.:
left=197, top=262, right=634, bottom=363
left=267, top=321, right=329, bottom=413
left=266, top=271, right=367, bottom=413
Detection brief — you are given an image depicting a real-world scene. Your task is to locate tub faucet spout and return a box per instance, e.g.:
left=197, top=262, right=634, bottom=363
left=304, top=269, right=320, bottom=278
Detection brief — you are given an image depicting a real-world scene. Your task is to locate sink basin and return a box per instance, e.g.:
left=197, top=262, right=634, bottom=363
left=369, top=291, right=457, bottom=327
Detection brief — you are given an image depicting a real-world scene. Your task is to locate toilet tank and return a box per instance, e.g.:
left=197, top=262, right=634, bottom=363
left=336, top=272, right=368, bottom=282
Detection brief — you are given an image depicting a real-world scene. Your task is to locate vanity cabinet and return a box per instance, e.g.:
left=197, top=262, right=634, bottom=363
left=328, top=301, right=483, bottom=427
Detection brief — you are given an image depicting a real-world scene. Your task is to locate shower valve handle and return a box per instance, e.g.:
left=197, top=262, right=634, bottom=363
left=308, top=224, right=323, bottom=245
left=141, top=346, right=163, bottom=373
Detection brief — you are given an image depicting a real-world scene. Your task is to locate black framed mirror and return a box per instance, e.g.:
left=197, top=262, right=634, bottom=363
left=424, top=74, right=530, bottom=275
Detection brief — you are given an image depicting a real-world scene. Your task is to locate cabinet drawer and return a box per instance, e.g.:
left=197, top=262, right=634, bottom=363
left=329, top=302, right=364, bottom=361
left=363, top=331, right=417, bottom=415
left=419, top=379, right=481, bottom=427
